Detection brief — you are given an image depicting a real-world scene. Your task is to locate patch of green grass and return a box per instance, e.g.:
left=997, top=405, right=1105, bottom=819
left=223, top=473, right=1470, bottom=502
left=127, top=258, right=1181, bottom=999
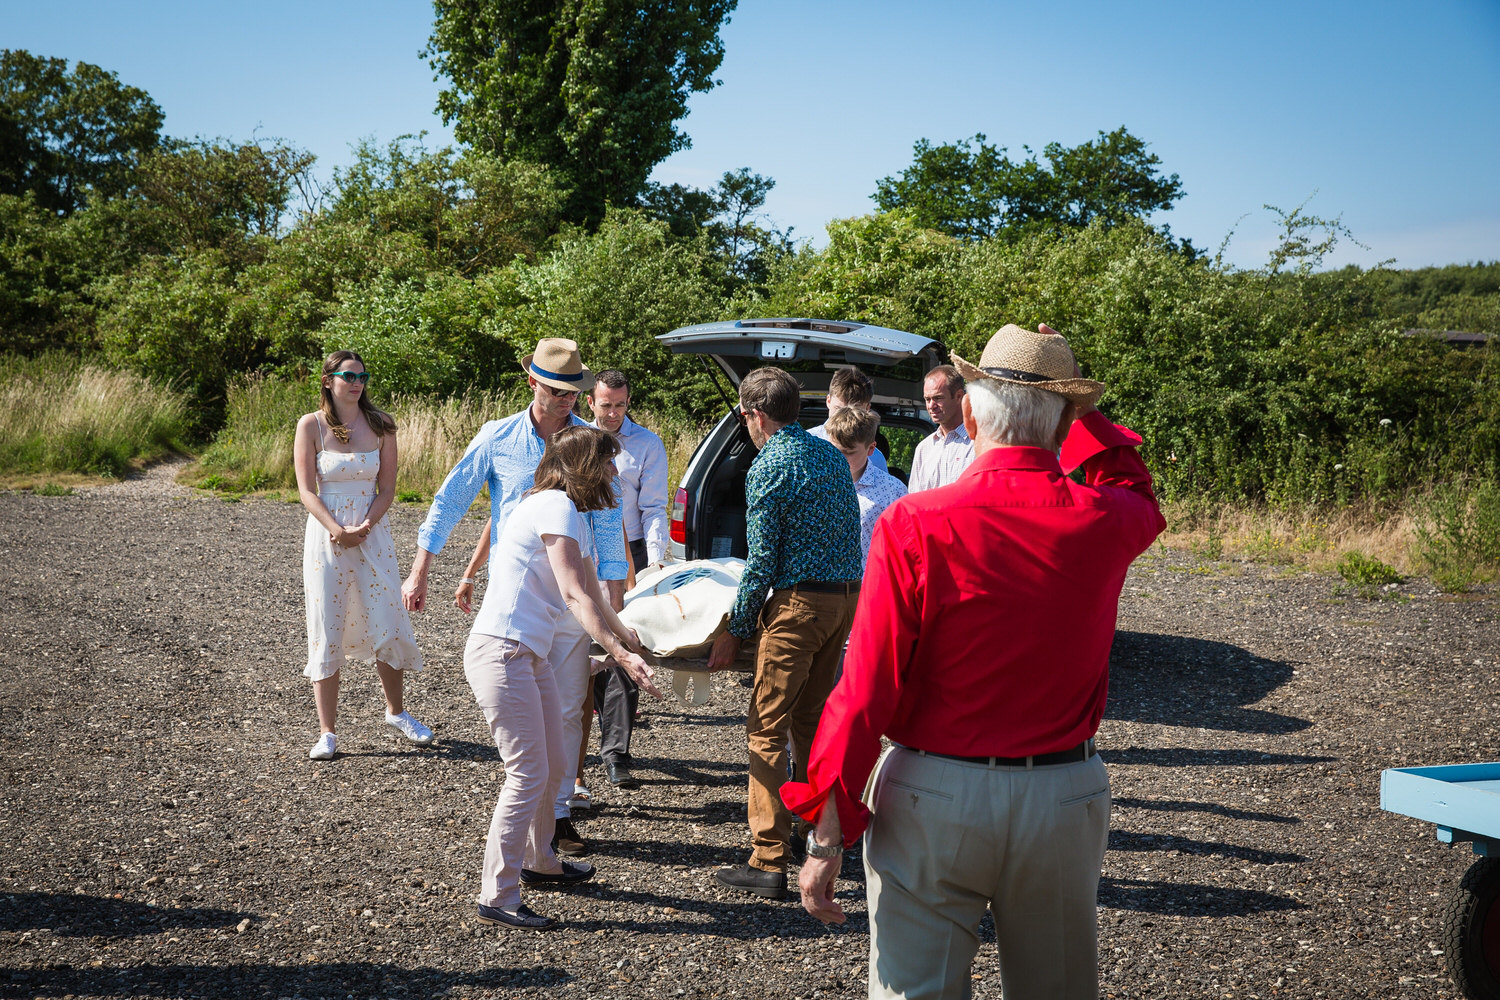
left=1412, top=479, right=1500, bottom=592
left=1336, top=551, right=1403, bottom=600
left=34, top=482, right=75, bottom=496
left=1338, top=551, right=1401, bottom=587
left=396, top=489, right=425, bottom=503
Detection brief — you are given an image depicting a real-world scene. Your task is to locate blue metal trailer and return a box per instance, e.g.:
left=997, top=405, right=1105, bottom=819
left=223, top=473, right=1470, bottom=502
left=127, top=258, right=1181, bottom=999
left=1381, top=762, right=1500, bottom=1000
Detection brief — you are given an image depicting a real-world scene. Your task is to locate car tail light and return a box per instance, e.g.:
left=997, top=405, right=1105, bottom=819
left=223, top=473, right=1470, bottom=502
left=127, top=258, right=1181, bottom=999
left=670, top=486, right=689, bottom=544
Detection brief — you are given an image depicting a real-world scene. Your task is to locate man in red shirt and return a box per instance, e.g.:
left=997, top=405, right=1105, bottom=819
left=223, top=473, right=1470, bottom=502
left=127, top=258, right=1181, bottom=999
left=781, top=323, right=1166, bottom=1000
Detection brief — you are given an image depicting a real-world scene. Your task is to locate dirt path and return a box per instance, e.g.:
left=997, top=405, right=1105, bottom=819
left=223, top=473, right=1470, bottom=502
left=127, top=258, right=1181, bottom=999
left=0, top=484, right=1496, bottom=999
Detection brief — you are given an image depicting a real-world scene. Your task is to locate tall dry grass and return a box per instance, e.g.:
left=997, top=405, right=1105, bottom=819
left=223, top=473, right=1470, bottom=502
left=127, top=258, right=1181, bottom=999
left=0, top=353, right=190, bottom=479
left=1159, top=490, right=1499, bottom=590
left=192, top=375, right=528, bottom=497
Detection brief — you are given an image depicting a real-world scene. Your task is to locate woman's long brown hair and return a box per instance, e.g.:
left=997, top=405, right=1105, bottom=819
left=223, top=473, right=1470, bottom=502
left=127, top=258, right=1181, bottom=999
left=528, top=426, right=619, bottom=512
left=319, top=350, right=397, bottom=443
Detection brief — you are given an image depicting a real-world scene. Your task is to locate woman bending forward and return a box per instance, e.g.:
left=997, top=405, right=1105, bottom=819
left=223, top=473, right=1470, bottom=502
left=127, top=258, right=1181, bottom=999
left=466, top=425, right=658, bottom=930
left=295, top=350, right=430, bottom=761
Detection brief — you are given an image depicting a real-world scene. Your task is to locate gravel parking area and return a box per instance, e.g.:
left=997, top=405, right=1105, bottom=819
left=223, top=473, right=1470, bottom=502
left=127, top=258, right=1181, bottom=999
left=1, top=471, right=1497, bottom=999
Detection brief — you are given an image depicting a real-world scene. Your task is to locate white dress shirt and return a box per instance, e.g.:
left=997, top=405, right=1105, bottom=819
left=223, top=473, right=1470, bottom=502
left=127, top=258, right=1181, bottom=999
left=907, top=423, right=975, bottom=492
left=595, top=414, right=671, bottom=563
left=853, top=458, right=907, bottom=564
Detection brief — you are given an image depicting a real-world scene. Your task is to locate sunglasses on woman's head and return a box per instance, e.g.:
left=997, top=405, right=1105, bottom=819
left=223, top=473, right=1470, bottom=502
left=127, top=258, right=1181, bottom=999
left=332, top=371, right=370, bottom=384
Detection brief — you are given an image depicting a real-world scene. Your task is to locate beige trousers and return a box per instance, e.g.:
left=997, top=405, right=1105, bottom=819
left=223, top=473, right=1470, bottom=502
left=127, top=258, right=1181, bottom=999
left=864, top=745, right=1111, bottom=1000
left=464, top=634, right=568, bottom=909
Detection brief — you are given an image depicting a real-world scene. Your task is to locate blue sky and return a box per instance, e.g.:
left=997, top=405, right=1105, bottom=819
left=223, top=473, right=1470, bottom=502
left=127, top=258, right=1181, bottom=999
left=8, top=0, right=1498, bottom=270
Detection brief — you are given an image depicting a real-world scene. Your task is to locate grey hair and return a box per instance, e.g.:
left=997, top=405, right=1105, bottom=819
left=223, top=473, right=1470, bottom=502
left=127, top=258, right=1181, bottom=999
left=965, top=378, right=1067, bottom=448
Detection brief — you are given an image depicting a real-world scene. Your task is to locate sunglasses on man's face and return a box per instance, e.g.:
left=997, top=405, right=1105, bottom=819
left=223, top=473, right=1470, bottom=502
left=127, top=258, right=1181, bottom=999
left=545, top=384, right=580, bottom=399
left=331, top=371, right=370, bottom=384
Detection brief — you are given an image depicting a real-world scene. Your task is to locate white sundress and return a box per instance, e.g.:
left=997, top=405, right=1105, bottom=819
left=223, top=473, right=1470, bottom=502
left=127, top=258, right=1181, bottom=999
left=303, top=422, right=423, bottom=681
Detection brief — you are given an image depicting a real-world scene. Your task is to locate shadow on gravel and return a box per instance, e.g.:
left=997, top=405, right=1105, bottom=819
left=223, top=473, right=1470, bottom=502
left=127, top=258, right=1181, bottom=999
left=1107, top=631, right=1312, bottom=734
left=0, top=892, right=241, bottom=937
left=0, top=962, right=569, bottom=998
left=1113, top=797, right=1301, bottom=824
left=323, top=738, right=497, bottom=761
left=1100, top=748, right=1336, bottom=767
left=646, top=758, right=747, bottom=788
left=582, top=798, right=746, bottom=828
left=1108, top=830, right=1305, bottom=865
left=559, top=888, right=869, bottom=939
left=1098, top=877, right=1307, bottom=916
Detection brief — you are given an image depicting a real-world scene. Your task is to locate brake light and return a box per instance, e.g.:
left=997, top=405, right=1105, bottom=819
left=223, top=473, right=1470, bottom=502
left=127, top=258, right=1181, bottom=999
left=670, top=486, right=689, bottom=544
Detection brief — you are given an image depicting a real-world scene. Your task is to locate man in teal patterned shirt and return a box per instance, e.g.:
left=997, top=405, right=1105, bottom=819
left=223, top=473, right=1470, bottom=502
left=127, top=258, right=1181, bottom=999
left=706, top=367, right=862, bottom=899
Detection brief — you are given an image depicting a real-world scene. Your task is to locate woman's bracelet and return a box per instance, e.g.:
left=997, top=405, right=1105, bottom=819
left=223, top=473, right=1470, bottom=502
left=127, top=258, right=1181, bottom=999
left=460, top=577, right=477, bottom=586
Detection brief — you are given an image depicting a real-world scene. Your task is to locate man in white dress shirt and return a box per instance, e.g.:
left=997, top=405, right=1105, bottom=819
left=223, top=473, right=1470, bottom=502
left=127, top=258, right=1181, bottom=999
left=908, top=364, right=975, bottom=492
left=586, top=369, right=670, bottom=791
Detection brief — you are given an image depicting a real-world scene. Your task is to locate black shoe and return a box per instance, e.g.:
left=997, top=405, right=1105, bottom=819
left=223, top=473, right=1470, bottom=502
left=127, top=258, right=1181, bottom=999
left=476, top=903, right=556, bottom=930
left=714, top=863, right=787, bottom=900
left=604, top=758, right=639, bottom=789
left=551, top=816, right=587, bottom=856
left=520, top=859, right=596, bottom=888
left=788, top=829, right=806, bottom=864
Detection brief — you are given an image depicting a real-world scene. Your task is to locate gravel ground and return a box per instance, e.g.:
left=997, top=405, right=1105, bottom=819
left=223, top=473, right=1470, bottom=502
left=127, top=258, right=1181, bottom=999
left=1, top=464, right=1497, bottom=1000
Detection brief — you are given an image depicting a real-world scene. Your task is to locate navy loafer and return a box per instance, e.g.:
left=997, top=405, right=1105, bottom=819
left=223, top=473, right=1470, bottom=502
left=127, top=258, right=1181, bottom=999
left=519, top=859, right=596, bottom=888
left=476, top=903, right=556, bottom=930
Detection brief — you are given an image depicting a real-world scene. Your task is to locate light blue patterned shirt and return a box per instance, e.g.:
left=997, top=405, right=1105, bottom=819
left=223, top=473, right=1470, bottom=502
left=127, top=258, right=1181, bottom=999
left=417, top=408, right=627, bottom=581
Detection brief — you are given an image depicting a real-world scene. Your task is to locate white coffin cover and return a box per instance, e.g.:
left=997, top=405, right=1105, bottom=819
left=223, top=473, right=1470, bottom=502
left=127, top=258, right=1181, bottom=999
left=619, top=558, right=746, bottom=705
left=621, top=558, right=746, bottom=658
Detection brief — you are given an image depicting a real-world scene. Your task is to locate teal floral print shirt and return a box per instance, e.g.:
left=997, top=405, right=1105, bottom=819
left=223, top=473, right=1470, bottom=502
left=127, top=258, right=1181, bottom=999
left=727, top=422, right=863, bottom=638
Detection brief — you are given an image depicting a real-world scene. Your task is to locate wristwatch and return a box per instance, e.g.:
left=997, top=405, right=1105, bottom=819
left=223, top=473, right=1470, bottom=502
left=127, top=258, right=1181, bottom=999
left=805, top=831, right=843, bottom=859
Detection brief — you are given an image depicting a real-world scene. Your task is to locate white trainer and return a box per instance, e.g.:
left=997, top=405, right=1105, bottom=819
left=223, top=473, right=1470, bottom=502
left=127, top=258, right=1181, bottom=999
left=309, top=732, right=337, bottom=760
left=385, top=711, right=434, bottom=746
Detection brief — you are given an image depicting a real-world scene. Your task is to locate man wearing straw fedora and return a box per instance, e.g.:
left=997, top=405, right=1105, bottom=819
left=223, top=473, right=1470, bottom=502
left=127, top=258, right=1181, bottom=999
left=402, top=338, right=634, bottom=864
left=782, top=323, right=1166, bottom=999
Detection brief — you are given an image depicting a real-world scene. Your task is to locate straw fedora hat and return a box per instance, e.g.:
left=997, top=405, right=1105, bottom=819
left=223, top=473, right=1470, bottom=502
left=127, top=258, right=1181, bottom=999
left=521, top=337, right=594, bottom=392
left=950, top=323, right=1105, bottom=405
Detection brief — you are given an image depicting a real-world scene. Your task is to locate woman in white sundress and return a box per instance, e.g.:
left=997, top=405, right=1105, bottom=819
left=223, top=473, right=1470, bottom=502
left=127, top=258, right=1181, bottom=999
left=294, top=350, right=430, bottom=761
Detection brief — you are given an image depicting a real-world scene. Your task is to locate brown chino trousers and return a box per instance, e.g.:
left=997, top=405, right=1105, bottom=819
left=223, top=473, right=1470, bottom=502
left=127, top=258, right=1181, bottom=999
left=747, top=586, right=858, bottom=872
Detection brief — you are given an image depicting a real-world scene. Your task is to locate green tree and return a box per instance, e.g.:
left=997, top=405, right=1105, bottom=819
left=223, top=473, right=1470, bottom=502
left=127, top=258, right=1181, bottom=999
left=134, top=138, right=318, bottom=257
left=641, top=167, right=791, bottom=286
left=327, top=136, right=567, bottom=272
left=501, top=208, right=724, bottom=418
left=0, top=49, right=164, bottom=214
left=872, top=127, right=1183, bottom=241
left=425, top=0, right=737, bottom=225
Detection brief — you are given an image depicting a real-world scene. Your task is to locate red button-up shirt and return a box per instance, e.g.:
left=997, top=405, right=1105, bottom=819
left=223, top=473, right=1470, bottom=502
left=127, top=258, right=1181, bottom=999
left=780, top=410, right=1165, bottom=843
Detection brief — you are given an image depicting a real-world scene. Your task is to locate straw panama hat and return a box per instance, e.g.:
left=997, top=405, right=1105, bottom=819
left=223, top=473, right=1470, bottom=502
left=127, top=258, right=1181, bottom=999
left=950, top=323, right=1105, bottom=406
left=521, top=337, right=595, bottom=392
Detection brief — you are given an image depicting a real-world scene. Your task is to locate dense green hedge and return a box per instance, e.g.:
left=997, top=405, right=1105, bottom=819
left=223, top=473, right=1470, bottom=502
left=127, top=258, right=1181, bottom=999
left=3, top=165, right=1497, bottom=505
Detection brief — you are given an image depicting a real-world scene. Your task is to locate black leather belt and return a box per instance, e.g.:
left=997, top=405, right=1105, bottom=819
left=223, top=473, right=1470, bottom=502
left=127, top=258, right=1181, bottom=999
left=902, top=739, right=1097, bottom=768
left=788, top=580, right=860, bottom=594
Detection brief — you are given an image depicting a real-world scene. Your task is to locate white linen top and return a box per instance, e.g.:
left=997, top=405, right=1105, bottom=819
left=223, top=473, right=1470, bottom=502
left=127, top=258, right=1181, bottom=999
left=474, top=490, right=594, bottom=650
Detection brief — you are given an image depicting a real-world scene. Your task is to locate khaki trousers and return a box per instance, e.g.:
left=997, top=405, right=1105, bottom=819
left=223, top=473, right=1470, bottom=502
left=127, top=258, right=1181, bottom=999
left=747, top=587, right=857, bottom=871
left=865, top=746, right=1111, bottom=1000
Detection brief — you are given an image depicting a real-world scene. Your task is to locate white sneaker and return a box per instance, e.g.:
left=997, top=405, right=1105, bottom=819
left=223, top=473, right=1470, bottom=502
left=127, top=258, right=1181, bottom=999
left=385, top=711, right=434, bottom=746
left=309, top=733, right=337, bottom=760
